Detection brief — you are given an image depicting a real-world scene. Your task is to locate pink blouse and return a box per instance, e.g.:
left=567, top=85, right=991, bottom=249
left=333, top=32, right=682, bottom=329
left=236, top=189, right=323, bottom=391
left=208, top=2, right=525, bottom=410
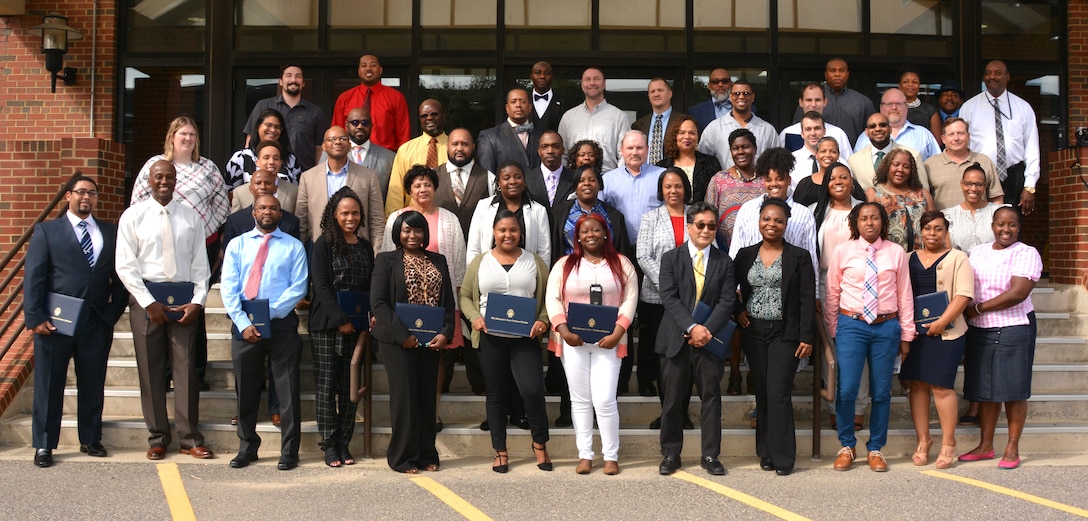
left=968, top=241, right=1042, bottom=328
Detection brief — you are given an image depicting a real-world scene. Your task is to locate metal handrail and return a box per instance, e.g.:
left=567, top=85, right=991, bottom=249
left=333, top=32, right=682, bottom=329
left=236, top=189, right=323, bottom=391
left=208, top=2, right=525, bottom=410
left=811, top=313, right=837, bottom=459
left=0, top=173, right=79, bottom=362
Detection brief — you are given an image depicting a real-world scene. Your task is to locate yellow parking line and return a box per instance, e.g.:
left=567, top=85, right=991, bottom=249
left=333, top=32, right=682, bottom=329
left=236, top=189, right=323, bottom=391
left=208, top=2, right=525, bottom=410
left=922, top=470, right=1088, bottom=518
left=156, top=462, right=197, bottom=521
left=411, top=476, right=493, bottom=521
left=672, top=471, right=812, bottom=521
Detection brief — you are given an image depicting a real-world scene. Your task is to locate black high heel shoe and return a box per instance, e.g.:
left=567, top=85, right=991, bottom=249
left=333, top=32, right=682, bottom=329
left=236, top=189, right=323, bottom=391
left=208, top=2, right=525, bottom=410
left=492, top=451, right=509, bottom=473
left=532, top=442, right=553, bottom=471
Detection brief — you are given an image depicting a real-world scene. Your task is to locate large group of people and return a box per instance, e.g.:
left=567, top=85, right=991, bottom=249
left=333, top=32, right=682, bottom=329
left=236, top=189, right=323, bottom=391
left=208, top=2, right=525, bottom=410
left=23, top=55, right=1043, bottom=478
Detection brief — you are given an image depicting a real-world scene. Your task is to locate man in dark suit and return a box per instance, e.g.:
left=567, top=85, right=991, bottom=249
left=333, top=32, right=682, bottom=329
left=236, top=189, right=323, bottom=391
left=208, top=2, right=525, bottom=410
left=687, top=68, right=733, bottom=132
left=477, top=88, right=541, bottom=176
left=656, top=201, right=735, bottom=476
left=23, top=175, right=128, bottom=467
left=525, top=130, right=576, bottom=207
left=632, top=78, right=687, bottom=165
left=529, top=61, right=563, bottom=133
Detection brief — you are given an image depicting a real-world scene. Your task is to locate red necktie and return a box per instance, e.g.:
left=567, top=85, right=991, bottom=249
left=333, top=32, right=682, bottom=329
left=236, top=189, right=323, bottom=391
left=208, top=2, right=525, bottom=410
left=244, top=234, right=272, bottom=299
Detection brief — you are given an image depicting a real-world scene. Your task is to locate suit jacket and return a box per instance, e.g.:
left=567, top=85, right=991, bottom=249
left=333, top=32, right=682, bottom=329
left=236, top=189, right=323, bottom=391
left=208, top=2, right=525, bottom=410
left=433, top=162, right=492, bottom=239
left=526, top=165, right=576, bottom=208
left=369, top=249, right=456, bottom=346
left=296, top=161, right=386, bottom=249
left=655, top=243, right=735, bottom=359
left=848, top=142, right=924, bottom=192
left=323, top=143, right=397, bottom=201
left=656, top=152, right=722, bottom=204
left=687, top=100, right=719, bottom=133
left=633, top=110, right=688, bottom=161
left=530, top=91, right=564, bottom=133
left=24, top=215, right=128, bottom=332
left=549, top=197, right=630, bottom=264
left=476, top=121, right=541, bottom=175
left=733, top=241, right=815, bottom=344
left=230, top=181, right=298, bottom=214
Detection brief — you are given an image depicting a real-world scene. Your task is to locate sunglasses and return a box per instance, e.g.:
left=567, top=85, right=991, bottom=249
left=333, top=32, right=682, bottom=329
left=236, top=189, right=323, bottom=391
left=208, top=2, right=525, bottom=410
left=690, top=222, right=718, bottom=231
left=866, top=122, right=890, bottom=129
left=348, top=119, right=371, bottom=127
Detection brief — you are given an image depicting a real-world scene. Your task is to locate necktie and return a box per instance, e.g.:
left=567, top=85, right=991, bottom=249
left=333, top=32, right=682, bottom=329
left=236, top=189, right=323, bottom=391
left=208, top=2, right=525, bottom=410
left=993, top=97, right=1007, bottom=181
left=693, top=250, right=705, bottom=302
left=810, top=154, right=819, bottom=174
left=78, top=220, right=94, bottom=268
left=863, top=244, right=879, bottom=324
left=518, top=131, right=528, bottom=148
left=351, top=145, right=365, bottom=164
left=535, top=93, right=548, bottom=102
left=873, top=150, right=885, bottom=171
left=650, top=114, right=664, bottom=165
left=546, top=171, right=558, bottom=205
left=451, top=167, right=465, bottom=205
left=160, top=207, right=176, bottom=280
left=244, top=233, right=272, bottom=300
left=361, top=87, right=372, bottom=110
left=426, top=137, right=438, bottom=169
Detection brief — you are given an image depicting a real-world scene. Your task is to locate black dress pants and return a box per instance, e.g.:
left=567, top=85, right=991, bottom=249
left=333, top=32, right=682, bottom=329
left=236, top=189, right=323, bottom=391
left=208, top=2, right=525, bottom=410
left=233, top=314, right=302, bottom=459
left=380, top=341, right=440, bottom=472
left=741, top=317, right=801, bottom=470
left=477, top=334, right=550, bottom=450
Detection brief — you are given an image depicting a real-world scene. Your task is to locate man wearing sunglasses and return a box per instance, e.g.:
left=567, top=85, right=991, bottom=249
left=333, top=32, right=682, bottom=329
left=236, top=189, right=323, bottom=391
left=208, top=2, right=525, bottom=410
left=688, top=68, right=733, bottom=132
left=244, top=64, right=328, bottom=172
left=386, top=100, right=449, bottom=216
left=853, top=88, right=940, bottom=163
left=849, top=113, right=923, bottom=192
left=699, top=80, right=781, bottom=172
left=343, top=106, right=395, bottom=202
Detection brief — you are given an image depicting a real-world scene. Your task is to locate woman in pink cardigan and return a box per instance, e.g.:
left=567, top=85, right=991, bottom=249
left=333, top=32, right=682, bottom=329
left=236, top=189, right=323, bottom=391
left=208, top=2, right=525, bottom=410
left=545, top=213, right=638, bottom=476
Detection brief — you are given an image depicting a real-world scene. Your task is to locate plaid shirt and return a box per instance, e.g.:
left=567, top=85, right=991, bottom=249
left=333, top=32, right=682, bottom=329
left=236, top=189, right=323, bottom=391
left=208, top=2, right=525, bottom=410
left=131, top=155, right=230, bottom=239
left=968, top=241, right=1041, bottom=328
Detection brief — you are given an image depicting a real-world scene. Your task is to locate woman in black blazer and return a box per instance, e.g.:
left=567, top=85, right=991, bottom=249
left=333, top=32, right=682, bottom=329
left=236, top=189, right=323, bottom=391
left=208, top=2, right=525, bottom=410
left=550, top=165, right=631, bottom=261
left=655, top=114, right=723, bottom=203
left=733, top=198, right=816, bottom=475
left=370, top=210, right=456, bottom=474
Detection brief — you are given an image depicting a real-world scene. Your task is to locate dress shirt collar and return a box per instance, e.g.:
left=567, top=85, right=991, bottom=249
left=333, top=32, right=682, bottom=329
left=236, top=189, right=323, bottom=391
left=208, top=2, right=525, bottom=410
left=245, top=226, right=286, bottom=240
left=534, top=89, right=552, bottom=100
left=730, top=110, right=754, bottom=124
left=446, top=159, right=475, bottom=173
left=856, top=237, right=885, bottom=251
left=541, top=162, right=560, bottom=178
left=624, top=164, right=646, bottom=177
left=874, top=141, right=896, bottom=155
left=687, top=240, right=712, bottom=263
left=654, top=107, right=673, bottom=119
left=325, top=161, right=349, bottom=177
left=66, top=210, right=96, bottom=230
left=351, top=140, right=370, bottom=153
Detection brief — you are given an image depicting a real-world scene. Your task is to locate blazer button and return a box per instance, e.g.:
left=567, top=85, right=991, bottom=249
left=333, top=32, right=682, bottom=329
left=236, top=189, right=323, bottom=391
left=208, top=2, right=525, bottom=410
left=937, top=280, right=943, bottom=285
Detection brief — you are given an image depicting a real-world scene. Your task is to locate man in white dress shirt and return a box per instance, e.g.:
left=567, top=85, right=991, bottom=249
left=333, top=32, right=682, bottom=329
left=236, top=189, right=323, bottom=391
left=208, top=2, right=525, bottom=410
left=960, top=60, right=1040, bottom=214
left=789, top=111, right=828, bottom=191
left=698, top=79, right=781, bottom=171
left=779, top=82, right=852, bottom=163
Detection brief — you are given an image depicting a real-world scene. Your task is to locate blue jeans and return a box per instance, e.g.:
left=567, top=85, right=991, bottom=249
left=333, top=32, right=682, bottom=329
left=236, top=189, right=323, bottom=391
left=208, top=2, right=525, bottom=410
left=835, top=314, right=900, bottom=451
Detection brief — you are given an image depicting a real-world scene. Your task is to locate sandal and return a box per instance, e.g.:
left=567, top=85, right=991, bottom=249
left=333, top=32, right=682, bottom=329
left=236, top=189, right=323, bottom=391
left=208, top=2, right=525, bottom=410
left=935, top=444, right=956, bottom=469
left=532, top=442, right=553, bottom=471
left=424, top=463, right=440, bottom=472
left=912, top=439, right=933, bottom=466
left=339, top=446, right=355, bottom=466
left=726, top=373, right=742, bottom=396
left=404, top=467, right=421, bottom=474
left=324, top=446, right=342, bottom=468
left=492, top=450, right=509, bottom=474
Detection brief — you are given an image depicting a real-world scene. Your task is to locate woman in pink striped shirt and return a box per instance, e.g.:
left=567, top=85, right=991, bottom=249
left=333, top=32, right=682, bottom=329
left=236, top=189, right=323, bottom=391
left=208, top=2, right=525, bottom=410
left=959, top=206, right=1041, bottom=470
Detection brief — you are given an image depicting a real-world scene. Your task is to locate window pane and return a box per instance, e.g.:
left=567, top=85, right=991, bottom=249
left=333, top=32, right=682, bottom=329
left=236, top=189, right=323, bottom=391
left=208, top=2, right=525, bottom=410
left=777, top=0, right=861, bottom=54
left=981, top=0, right=1060, bottom=61
left=328, top=0, right=412, bottom=53
left=420, top=0, right=497, bottom=51
left=123, top=67, right=206, bottom=193
left=870, top=0, right=951, bottom=35
left=235, top=0, right=319, bottom=51
left=418, top=68, right=497, bottom=137
left=598, top=0, right=686, bottom=52
left=504, top=0, right=591, bottom=51
left=127, top=0, right=205, bottom=53
left=692, top=0, right=769, bottom=52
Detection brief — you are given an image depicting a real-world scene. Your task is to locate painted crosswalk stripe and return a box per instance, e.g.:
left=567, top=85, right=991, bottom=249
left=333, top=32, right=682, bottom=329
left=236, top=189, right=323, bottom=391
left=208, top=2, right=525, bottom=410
left=672, top=470, right=812, bottom=521
left=922, top=470, right=1088, bottom=518
left=411, top=476, right=494, bottom=521
left=157, top=463, right=197, bottom=521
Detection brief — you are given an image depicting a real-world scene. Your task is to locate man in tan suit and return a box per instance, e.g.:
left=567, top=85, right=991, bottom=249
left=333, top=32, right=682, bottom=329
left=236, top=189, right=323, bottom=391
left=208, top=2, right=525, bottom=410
left=848, top=113, right=924, bottom=192
left=296, top=126, right=386, bottom=249
left=230, top=170, right=298, bottom=214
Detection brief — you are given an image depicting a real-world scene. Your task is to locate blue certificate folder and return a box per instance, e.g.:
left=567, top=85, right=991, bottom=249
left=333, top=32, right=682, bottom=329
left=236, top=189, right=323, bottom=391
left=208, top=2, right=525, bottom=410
left=692, top=301, right=738, bottom=361
left=234, top=299, right=271, bottom=340
left=47, top=292, right=84, bottom=337
left=914, top=291, right=952, bottom=334
left=566, top=302, right=618, bottom=344
left=484, top=293, right=536, bottom=337
left=144, top=281, right=194, bottom=321
left=395, top=303, right=445, bottom=343
left=337, top=291, right=371, bottom=331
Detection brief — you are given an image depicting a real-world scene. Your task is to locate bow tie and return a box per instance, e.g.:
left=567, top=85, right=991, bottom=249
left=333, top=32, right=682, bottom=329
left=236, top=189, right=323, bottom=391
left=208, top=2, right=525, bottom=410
left=535, top=93, right=549, bottom=101
left=515, top=122, right=534, bottom=133
left=714, top=101, right=729, bottom=110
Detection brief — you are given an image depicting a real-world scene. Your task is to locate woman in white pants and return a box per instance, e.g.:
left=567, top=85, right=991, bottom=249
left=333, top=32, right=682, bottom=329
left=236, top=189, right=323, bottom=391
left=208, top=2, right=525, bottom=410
left=545, top=213, right=638, bottom=475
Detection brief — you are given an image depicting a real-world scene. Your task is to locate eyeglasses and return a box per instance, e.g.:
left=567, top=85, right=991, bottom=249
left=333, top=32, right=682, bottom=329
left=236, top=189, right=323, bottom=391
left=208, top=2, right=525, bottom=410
left=348, top=119, right=371, bottom=127
left=419, top=112, right=442, bottom=119
left=70, top=189, right=98, bottom=197
left=324, top=136, right=350, bottom=143
left=880, top=101, right=907, bottom=108
left=730, top=91, right=753, bottom=98
left=866, top=122, right=890, bottom=129
left=689, top=221, right=718, bottom=231
left=708, top=78, right=731, bottom=85
left=961, top=181, right=985, bottom=188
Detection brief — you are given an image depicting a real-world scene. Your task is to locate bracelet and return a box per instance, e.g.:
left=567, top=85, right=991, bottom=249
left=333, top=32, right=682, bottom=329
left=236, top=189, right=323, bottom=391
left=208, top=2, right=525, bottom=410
left=974, top=303, right=984, bottom=315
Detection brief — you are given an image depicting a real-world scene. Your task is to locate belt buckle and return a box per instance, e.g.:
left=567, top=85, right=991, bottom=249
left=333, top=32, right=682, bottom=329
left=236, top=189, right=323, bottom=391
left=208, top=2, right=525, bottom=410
left=849, top=312, right=861, bottom=321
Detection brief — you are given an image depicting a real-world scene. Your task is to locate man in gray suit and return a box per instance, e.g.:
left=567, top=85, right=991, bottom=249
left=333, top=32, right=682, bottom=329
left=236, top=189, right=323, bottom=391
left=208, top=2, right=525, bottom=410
left=477, top=88, right=541, bottom=176
left=230, top=168, right=299, bottom=214
left=346, top=106, right=395, bottom=201
left=656, top=202, right=735, bottom=477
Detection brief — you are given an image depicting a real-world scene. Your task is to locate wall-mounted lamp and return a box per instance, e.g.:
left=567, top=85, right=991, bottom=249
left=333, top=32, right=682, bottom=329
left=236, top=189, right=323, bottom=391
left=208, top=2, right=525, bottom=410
left=26, top=13, right=84, bottom=93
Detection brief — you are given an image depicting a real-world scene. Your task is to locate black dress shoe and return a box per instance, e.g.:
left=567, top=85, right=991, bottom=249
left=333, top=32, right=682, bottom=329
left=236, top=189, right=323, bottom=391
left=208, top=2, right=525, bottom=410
left=659, top=455, right=681, bottom=475
left=775, top=467, right=793, bottom=476
left=683, top=417, right=695, bottom=430
left=760, top=457, right=775, bottom=471
left=701, top=456, right=726, bottom=476
left=638, top=384, right=657, bottom=397
left=80, top=442, right=108, bottom=457
left=480, top=419, right=490, bottom=431
left=555, top=415, right=572, bottom=428
left=34, top=448, right=53, bottom=468
left=514, top=416, right=530, bottom=430
left=198, top=380, right=211, bottom=392
left=277, top=457, right=298, bottom=471
left=649, top=417, right=662, bottom=429
left=230, top=453, right=258, bottom=468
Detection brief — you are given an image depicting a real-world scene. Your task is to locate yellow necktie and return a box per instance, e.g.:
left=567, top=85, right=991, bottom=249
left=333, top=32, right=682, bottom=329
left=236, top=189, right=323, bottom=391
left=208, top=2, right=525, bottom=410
left=694, top=250, right=705, bottom=302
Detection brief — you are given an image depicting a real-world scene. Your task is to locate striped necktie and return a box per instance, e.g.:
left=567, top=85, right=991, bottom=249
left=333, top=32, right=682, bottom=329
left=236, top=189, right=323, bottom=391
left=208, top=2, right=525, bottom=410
left=78, top=220, right=94, bottom=268
left=863, top=243, right=878, bottom=323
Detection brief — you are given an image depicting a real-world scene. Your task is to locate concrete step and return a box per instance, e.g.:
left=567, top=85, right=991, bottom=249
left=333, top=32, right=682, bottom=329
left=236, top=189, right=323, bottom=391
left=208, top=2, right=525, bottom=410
left=113, top=308, right=310, bottom=334
left=1029, top=284, right=1088, bottom=313
left=1036, top=312, right=1088, bottom=337
left=2, top=413, right=1087, bottom=460
left=1034, top=336, right=1088, bottom=363
left=110, top=333, right=314, bottom=362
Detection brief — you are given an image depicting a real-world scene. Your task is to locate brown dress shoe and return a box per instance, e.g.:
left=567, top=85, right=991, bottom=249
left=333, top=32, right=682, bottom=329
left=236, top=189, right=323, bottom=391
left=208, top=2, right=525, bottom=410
left=867, top=450, right=888, bottom=472
left=833, top=446, right=855, bottom=471
left=181, top=445, right=215, bottom=459
left=603, top=460, right=620, bottom=475
left=575, top=459, right=592, bottom=474
left=147, top=446, right=166, bottom=461
left=271, top=414, right=281, bottom=427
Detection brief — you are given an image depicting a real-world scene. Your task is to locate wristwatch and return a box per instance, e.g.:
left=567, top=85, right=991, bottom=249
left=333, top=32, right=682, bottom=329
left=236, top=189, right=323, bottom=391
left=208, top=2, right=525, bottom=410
left=1024, top=187, right=1036, bottom=194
